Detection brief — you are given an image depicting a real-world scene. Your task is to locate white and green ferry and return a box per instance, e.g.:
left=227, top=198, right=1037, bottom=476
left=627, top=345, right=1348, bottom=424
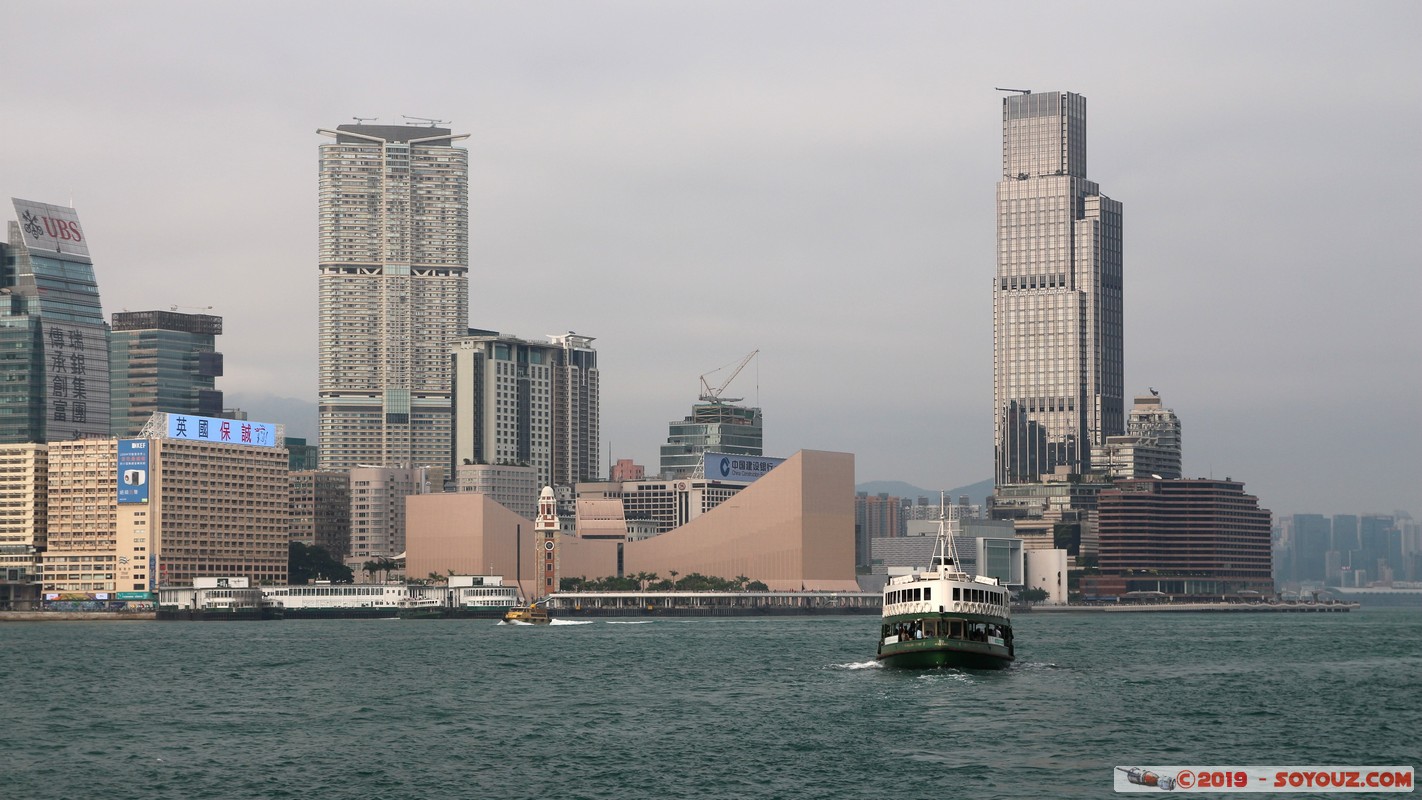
left=876, top=517, right=1015, bottom=669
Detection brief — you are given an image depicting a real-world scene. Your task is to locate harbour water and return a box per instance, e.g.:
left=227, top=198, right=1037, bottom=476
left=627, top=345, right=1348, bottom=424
left=6, top=608, right=1419, bottom=799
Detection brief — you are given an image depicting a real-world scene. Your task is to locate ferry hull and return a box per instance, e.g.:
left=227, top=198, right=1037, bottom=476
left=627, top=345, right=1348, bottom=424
left=877, top=639, right=1013, bottom=670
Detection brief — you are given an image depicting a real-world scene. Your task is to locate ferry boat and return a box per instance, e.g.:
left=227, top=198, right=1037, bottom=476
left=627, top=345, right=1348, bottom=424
left=503, top=602, right=552, bottom=625
left=876, top=514, right=1014, bottom=669
left=396, top=596, right=447, bottom=620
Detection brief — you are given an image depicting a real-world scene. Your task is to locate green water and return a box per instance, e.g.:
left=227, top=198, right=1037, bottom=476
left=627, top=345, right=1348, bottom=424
left=5, top=609, right=1419, bottom=799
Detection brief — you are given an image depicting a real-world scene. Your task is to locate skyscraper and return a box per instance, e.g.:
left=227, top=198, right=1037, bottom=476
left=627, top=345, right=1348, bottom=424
left=109, top=310, right=224, bottom=438
left=316, top=123, right=470, bottom=470
left=659, top=403, right=763, bottom=479
left=451, top=331, right=601, bottom=492
left=1, top=199, right=111, bottom=443
left=993, top=92, right=1123, bottom=485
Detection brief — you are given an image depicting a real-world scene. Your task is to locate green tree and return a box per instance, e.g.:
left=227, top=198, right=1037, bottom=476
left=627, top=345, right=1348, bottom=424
left=746, top=580, right=769, bottom=592
left=288, top=542, right=354, bottom=585
left=1020, top=587, right=1050, bottom=604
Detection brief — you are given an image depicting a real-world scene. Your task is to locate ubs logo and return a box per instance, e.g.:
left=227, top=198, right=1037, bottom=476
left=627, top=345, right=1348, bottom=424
left=21, top=209, right=82, bottom=242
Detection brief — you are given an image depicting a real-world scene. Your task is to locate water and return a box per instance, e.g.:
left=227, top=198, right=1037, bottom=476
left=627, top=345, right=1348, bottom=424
left=5, top=609, right=1419, bottom=799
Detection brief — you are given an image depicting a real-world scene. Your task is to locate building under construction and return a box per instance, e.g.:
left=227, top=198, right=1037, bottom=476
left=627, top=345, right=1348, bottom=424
left=658, top=351, right=762, bottom=479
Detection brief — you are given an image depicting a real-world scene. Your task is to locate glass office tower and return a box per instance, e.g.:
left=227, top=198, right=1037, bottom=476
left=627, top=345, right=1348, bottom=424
left=0, top=199, right=111, bottom=443
left=993, top=92, right=1123, bottom=485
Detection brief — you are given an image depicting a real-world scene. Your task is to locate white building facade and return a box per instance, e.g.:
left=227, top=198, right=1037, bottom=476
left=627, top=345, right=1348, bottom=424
left=316, top=124, right=470, bottom=471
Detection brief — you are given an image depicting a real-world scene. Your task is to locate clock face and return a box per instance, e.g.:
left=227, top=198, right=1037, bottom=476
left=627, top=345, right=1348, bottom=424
left=543, top=540, right=555, bottom=551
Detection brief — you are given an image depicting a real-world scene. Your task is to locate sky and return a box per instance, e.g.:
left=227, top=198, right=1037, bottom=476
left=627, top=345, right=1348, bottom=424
left=3, top=1, right=1419, bottom=518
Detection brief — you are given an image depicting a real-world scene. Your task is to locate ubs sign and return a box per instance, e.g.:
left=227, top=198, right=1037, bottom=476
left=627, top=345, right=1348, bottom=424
left=12, top=198, right=92, bottom=261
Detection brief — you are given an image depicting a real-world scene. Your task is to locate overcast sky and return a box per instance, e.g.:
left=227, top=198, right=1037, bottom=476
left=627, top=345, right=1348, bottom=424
left=4, top=1, right=1418, bottom=517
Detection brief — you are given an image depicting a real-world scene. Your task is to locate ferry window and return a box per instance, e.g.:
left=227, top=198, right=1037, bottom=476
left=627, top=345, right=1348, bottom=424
left=913, top=588, right=920, bottom=602
left=923, top=588, right=931, bottom=602
left=949, top=621, right=963, bottom=638
left=953, top=588, right=960, bottom=601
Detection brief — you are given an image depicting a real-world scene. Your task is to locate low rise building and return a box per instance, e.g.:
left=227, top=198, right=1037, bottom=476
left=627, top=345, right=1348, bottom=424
left=1093, top=478, right=1272, bottom=599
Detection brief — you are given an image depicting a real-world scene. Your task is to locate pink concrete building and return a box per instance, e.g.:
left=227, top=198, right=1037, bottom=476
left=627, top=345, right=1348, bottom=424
left=405, top=449, right=857, bottom=595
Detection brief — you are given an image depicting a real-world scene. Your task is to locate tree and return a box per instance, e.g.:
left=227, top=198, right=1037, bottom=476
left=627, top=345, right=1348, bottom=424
left=288, top=542, right=354, bottom=585
left=747, top=580, right=769, bottom=592
left=1020, top=587, right=1050, bottom=604
left=361, top=556, right=398, bottom=583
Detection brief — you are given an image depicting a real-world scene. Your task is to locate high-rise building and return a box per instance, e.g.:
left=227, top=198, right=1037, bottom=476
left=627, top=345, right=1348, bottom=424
left=109, top=310, right=224, bottom=438
left=348, top=465, right=433, bottom=563
left=994, top=92, right=1123, bottom=485
left=1092, top=392, right=1183, bottom=480
left=0, top=443, right=47, bottom=584
left=1, top=199, right=111, bottom=443
left=549, top=333, right=600, bottom=487
left=451, top=331, right=600, bottom=491
left=43, top=413, right=289, bottom=594
left=659, top=403, right=763, bottom=479
left=288, top=470, right=351, bottom=558
left=315, top=123, right=470, bottom=471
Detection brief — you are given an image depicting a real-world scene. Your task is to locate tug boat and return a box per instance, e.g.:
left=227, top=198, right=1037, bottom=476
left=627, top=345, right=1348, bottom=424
left=876, top=512, right=1014, bottom=669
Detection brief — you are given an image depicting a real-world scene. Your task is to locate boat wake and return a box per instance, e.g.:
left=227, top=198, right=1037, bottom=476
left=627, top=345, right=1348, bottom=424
left=549, top=619, right=594, bottom=626
left=833, top=660, right=883, bottom=670
left=605, top=620, right=654, bottom=625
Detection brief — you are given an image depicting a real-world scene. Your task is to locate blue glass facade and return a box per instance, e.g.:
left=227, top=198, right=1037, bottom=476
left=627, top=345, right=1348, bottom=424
left=2, top=200, right=111, bottom=443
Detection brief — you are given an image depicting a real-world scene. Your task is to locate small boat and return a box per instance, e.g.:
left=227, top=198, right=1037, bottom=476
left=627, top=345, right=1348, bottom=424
left=876, top=508, right=1014, bottom=669
left=397, top=596, right=447, bottom=620
left=503, top=602, right=552, bottom=625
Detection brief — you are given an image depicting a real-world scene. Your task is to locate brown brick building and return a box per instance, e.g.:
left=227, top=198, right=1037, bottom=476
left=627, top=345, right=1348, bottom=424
left=1094, top=479, right=1272, bottom=599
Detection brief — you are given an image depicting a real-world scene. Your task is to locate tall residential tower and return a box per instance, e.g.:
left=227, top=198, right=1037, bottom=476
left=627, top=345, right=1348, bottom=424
left=993, top=91, right=1123, bottom=485
left=316, top=123, right=470, bottom=470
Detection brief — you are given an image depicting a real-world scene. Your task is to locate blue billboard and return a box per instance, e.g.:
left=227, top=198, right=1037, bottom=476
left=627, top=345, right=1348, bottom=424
left=704, top=452, right=785, bottom=482
left=165, top=414, right=278, bottom=447
left=117, top=439, right=150, bottom=504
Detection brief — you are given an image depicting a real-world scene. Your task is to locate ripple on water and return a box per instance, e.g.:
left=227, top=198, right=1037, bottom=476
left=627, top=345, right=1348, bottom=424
left=6, top=610, right=1421, bottom=799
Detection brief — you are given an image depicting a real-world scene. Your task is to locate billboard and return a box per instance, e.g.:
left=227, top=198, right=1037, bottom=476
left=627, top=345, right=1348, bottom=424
left=12, top=198, right=91, bottom=261
left=165, top=414, right=279, bottom=448
left=703, top=452, right=785, bottom=482
left=117, top=439, right=150, bottom=504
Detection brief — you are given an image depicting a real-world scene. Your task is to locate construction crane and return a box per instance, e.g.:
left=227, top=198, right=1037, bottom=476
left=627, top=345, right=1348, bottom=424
left=402, top=115, right=450, bottom=127
left=170, top=305, right=214, bottom=313
left=699, top=350, right=759, bottom=405
left=995, top=87, right=1032, bottom=94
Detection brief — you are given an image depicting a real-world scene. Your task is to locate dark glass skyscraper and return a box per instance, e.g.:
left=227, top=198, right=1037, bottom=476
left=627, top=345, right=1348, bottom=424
left=109, top=310, right=224, bottom=438
left=0, top=199, right=110, bottom=443
left=993, top=92, right=1123, bottom=485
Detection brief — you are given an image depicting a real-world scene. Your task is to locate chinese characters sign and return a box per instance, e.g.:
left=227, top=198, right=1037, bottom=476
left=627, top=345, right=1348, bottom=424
left=164, top=413, right=279, bottom=448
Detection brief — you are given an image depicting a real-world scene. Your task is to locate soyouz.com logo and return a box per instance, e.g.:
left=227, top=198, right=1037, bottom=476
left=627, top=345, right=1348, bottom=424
left=1115, top=765, right=1413, bottom=793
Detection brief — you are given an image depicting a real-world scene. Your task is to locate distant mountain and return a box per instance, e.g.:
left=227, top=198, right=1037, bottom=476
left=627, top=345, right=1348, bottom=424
left=224, top=392, right=318, bottom=441
left=855, top=478, right=994, bottom=506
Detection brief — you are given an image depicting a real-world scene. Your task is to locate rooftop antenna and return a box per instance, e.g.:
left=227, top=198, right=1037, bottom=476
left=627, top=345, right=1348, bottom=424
left=352, top=116, right=376, bottom=124
left=995, top=87, right=1032, bottom=94
left=402, top=115, right=450, bottom=127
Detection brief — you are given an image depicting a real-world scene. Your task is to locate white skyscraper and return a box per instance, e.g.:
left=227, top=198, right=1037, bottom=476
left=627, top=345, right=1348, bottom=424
left=993, top=91, right=1123, bottom=485
left=316, top=123, right=470, bottom=471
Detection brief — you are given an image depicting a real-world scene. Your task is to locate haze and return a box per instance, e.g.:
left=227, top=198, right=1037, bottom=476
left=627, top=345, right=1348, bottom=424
left=3, top=1, right=1418, bottom=517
